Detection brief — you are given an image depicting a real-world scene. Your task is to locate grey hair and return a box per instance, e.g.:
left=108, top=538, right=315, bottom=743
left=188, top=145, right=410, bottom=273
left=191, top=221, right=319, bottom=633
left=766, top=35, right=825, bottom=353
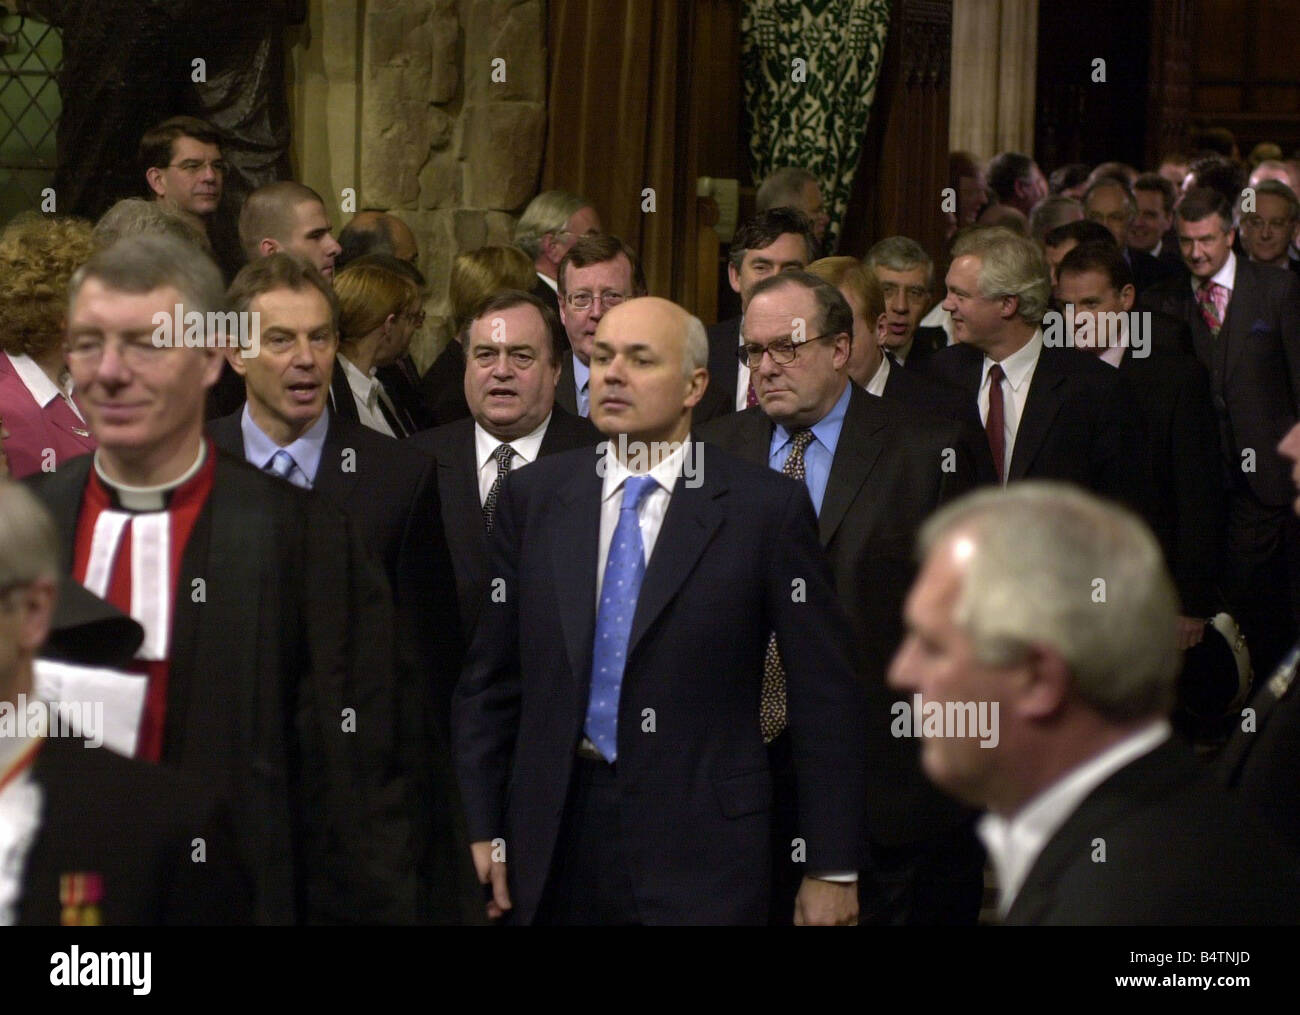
left=756, top=167, right=818, bottom=213
left=951, top=227, right=1051, bottom=325
left=93, top=198, right=212, bottom=254
left=513, top=190, right=591, bottom=260
left=1238, top=178, right=1300, bottom=222
left=683, top=313, right=708, bottom=379
left=865, top=235, right=934, bottom=284
left=68, top=233, right=229, bottom=319
left=918, top=482, right=1179, bottom=723
left=0, top=481, right=60, bottom=590
left=1027, top=195, right=1084, bottom=246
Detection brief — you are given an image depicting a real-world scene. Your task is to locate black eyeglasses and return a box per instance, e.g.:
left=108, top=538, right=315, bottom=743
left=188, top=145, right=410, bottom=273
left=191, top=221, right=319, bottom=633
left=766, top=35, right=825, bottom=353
left=738, top=333, right=836, bottom=368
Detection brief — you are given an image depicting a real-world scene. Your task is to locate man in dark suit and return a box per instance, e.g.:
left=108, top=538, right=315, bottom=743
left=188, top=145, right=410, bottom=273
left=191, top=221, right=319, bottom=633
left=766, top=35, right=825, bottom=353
left=29, top=234, right=411, bottom=924
left=866, top=236, right=948, bottom=368
left=513, top=190, right=601, bottom=346
left=1083, top=177, right=1184, bottom=300
left=1130, top=173, right=1186, bottom=271
left=924, top=227, right=1152, bottom=518
left=0, top=479, right=251, bottom=927
left=1056, top=242, right=1224, bottom=645
left=414, top=291, right=598, bottom=640
left=701, top=273, right=982, bottom=925
left=1142, top=187, right=1300, bottom=679
left=553, top=235, right=647, bottom=419
left=453, top=296, right=867, bottom=925
left=699, top=208, right=816, bottom=424
left=890, top=481, right=1299, bottom=924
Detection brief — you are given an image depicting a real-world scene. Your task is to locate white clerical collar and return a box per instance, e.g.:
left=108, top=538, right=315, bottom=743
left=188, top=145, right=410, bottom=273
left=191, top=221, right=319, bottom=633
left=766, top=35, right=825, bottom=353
left=93, top=442, right=207, bottom=512
left=474, top=413, right=550, bottom=472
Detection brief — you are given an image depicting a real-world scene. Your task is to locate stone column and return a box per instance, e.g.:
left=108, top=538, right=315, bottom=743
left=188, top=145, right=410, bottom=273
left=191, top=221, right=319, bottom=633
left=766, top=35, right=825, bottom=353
left=949, top=0, right=1037, bottom=161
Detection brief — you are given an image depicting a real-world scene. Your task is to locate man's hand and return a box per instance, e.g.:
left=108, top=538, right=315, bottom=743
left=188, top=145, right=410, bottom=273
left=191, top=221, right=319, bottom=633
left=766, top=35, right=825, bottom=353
left=470, top=840, right=512, bottom=920
left=794, top=876, right=858, bottom=926
left=1176, top=615, right=1206, bottom=650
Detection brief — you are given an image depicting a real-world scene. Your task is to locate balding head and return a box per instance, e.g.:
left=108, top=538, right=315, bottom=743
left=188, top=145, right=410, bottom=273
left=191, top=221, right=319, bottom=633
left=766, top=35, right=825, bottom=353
left=338, top=211, right=419, bottom=270
left=589, top=297, right=708, bottom=449
left=239, top=182, right=343, bottom=279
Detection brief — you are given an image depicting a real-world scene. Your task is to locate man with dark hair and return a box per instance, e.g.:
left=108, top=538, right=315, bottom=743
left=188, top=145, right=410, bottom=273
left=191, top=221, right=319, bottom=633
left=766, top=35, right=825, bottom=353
left=30, top=234, right=412, bottom=924
left=1056, top=242, right=1221, bottom=650
left=239, top=181, right=343, bottom=280
left=1048, top=163, right=1090, bottom=200
left=554, top=234, right=648, bottom=418
left=1084, top=176, right=1185, bottom=297
left=702, top=208, right=817, bottom=423
left=206, top=252, right=472, bottom=922
left=985, top=152, right=1048, bottom=217
left=700, top=271, right=982, bottom=926
left=140, top=116, right=226, bottom=229
left=1182, top=153, right=1246, bottom=209
left=1131, top=173, right=1182, bottom=266
left=1143, top=187, right=1300, bottom=680
left=336, top=211, right=420, bottom=272
left=1042, top=218, right=1116, bottom=293
left=414, top=290, right=597, bottom=640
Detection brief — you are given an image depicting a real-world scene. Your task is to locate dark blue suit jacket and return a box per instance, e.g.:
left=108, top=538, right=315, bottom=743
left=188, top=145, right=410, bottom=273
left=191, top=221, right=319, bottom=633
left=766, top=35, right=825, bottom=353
left=452, top=440, right=868, bottom=924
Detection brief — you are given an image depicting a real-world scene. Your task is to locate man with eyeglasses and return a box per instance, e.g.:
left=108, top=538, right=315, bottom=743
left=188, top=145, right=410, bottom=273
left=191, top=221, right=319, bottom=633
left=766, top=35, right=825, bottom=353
left=1143, top=186, right=1300, bottom=681
left=1238, top=179, right=1300, bottom=273
left=699, top=271, right=981, bottom=925
left=1084, top=177, right=1183, bottom=300
left=140, top=116, right=226, bottom=236
left=554, top=235, right=648, bottom=418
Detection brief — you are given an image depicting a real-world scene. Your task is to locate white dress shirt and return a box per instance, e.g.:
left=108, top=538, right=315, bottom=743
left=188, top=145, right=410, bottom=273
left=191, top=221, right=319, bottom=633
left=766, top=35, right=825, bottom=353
left=978, top=719, right=1171, bottom=917
left=980, top=329, right=1043, bottom=482
left=1190, top=249, right=1237, bottom=300
left=9, top=353, right=85, bottom=422
left=595, top=440, right=686, bottom=602
left=0, top=708, right=45, bottom=926
left=338, top=353, right=396, bottom=438
left=864, top=353, right=891, bottom=396
left=474, top=415, right=550, bottom=505
left=733, top=315, right=751, bottom=411
left=536, top=271, right=558, bottom=294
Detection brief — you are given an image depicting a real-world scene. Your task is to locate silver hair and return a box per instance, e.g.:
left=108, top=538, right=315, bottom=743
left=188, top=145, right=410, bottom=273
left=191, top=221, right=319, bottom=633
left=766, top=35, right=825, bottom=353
left=93, top=198, right=212, bottom=253
left=0, top=481, right=60, bottom=590
left=865, top=235, right=934, bottom=284
left=951, top=227, right=1051, bottom=325
left=918, top=482, right=1179, bottom=723
left=513, top=190, right=590, bottom=260
left=756, top=167, right=818, bottom=213
left=68, top=233, right=229, bottom=320
left=683, top=313, right=708, bottom=379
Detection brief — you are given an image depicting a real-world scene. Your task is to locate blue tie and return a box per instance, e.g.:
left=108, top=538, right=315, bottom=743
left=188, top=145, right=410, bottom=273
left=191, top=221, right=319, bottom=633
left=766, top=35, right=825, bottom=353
left=585, top=474, right=657, bottom=762
left=265, top=449, right=307, bottom=489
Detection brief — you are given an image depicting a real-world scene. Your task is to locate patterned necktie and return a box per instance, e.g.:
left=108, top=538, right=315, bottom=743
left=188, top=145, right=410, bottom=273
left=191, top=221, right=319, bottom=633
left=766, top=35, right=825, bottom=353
left=264, top=449, right=306, bottom=489
left=760, top=429, right=815, bottom=743
left=985, top=363, right=1006, bottom=484
left=585, top=474, right=658, bottom=762
left=746, top=379, right=759, bottom=408
left=482, top=444, right=515, bottom=533
left=1196, top=279, right=1227, bottom=335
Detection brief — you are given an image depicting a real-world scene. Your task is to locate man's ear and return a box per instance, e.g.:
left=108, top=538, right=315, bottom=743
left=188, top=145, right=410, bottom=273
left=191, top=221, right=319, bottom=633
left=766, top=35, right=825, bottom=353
left=727, top=262, right=742, bottom=295
left=1010, top=643, right=1072, bottom=721
left=831, top=331, right=852, bottom=370
left=145, top=167, right=166, bottom=199
left=683, top=366, right=709, bottom=409
left=258, top=238, right=279, bottom=258
left=1001, top=294, right=1021, bottom=321
left=19, top=578, right=56, bottom=656
left=1119, top=284, right=1136, bottom=312
left=224, top=344, right=249, bottom=377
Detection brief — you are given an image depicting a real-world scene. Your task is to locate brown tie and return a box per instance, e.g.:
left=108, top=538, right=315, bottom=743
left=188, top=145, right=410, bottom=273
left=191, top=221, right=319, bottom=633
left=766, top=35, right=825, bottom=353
left=985, top=363, right=1006, bottom=483
left=760, top=428, right=815, bottom=743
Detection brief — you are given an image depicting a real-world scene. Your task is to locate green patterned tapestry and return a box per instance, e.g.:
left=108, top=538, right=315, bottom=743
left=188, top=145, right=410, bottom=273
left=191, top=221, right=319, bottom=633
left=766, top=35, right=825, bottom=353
left=742, top=0, right=891, bottom=253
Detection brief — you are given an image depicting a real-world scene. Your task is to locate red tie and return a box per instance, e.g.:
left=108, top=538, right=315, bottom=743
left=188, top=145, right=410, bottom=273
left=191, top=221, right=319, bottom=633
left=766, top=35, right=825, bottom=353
left=986, top=363, right=1006, bottom=482
left=1197, top=279, right=1225, bottom=334
left=746, top=379, right=758, bottom=408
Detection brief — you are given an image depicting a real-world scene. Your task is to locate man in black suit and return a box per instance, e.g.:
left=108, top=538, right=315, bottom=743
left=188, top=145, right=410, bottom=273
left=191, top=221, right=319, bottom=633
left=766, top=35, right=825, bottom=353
left=699, top=272, right=982, bottom=924
left=1238, top=179, right=1300, bottom=272
left=512, top=189, right=601, bottom=338
left=553, top=235, right=647, bottom=419
left=699, top=208, right=816, bottom=424
left=0, top=480, right=252, bottom=926
left=30, top=234, right=411, bottom=924
left=890, top=481, right=1299, bottom=924
left=865, top=236, right=948, bottom=368
left=924, top=227, right=1152, bottom=518
left=1056, top=242, right=1224, bottom=646
left=204, top=253, right=475, bottom=923
left=1130, top=173, right=1185, bottom=271
left=453, top=296, right=867, bottom=925
left=413, top=290, right=599, bottom=639
left=1085, top=178, right=1186, bottom=300
left=1142, top=187, right=1300, bottom=679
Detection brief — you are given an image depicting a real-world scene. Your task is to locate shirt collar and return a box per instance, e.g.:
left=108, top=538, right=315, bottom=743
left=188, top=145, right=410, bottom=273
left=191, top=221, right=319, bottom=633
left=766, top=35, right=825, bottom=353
left=8, top=353, right=72, bottom=410
left=572, top=353, right=590, bottom=393
left=474, top=413, right=551, bottom=472
left=600, top=437, right=689, bottom=504
left=241, top=401, right=331, bottom=483
left=93, top=440, right=207, bottom=512
left=536, top=271, right=558, bottom=293
left=978, top=719, right=1171, bottom=916
left=864, top=354, right=891, bottom=396
left=984, top=329, right=1043, bottom=392
left=1194, top=249, right=1237, bottom=294
left=772, top=377, right=852, bottom=455
left=338, top=354, right=382, bottom=408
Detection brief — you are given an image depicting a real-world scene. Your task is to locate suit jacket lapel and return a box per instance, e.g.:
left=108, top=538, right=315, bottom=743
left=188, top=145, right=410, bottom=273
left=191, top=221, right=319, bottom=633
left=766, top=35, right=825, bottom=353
left=1008, top=349, right=1066, bottom=481
left=329, top=366, right=359, bottom=424
left=550, top=461, right=603, bottom=686
left=818, top=385, right=885, bottom=546
left=441, top=423, right=490, bottom=625
left=556, top=357, right=578, bottom=416
left=1219, top=265, right=1253, bottom=385
left=627, top=444, right=725, bottom=657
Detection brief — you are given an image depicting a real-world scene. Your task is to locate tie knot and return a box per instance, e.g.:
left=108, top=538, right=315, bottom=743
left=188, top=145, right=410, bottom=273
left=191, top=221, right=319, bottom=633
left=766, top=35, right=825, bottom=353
left=789, top=428, right=814, bottom=453
left=268, top=449, right=297, bottom=479
left=492, top=443, right=515, bottom=469
left=988, top=362, right=1005, bottom=384
left=620, top=474, right=656, bottom=512
left=1200, top=278, right=1218, bottom=293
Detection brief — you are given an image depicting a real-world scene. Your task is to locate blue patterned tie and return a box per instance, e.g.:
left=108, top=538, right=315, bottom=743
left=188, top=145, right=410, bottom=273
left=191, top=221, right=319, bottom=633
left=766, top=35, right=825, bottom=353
left=265, top=449, right=307, bottom=488
left=585, top=474, right=658, bottom=762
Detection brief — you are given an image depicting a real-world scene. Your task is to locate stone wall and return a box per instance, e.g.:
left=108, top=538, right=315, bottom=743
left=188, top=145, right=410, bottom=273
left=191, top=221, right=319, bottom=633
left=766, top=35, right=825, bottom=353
left=291, top=0, right=548, bottom=368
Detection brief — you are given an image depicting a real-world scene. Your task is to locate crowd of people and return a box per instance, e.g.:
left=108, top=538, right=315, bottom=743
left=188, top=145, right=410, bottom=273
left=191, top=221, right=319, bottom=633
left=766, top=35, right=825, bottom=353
left=0, top=113, right=1297, bottom=926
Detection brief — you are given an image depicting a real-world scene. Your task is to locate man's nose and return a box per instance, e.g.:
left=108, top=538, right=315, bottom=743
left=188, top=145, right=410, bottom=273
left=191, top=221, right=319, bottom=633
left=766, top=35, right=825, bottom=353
left=326, top=235, right=342, bottom=258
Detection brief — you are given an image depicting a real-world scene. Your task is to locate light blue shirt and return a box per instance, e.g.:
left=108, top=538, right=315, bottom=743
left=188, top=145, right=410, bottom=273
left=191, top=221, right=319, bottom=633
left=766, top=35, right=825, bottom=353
left=240, top=402, right=330, bottom=488
left=572, top=353, right=591, bottom=417
left=767, top=380, right=851, bottom=516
